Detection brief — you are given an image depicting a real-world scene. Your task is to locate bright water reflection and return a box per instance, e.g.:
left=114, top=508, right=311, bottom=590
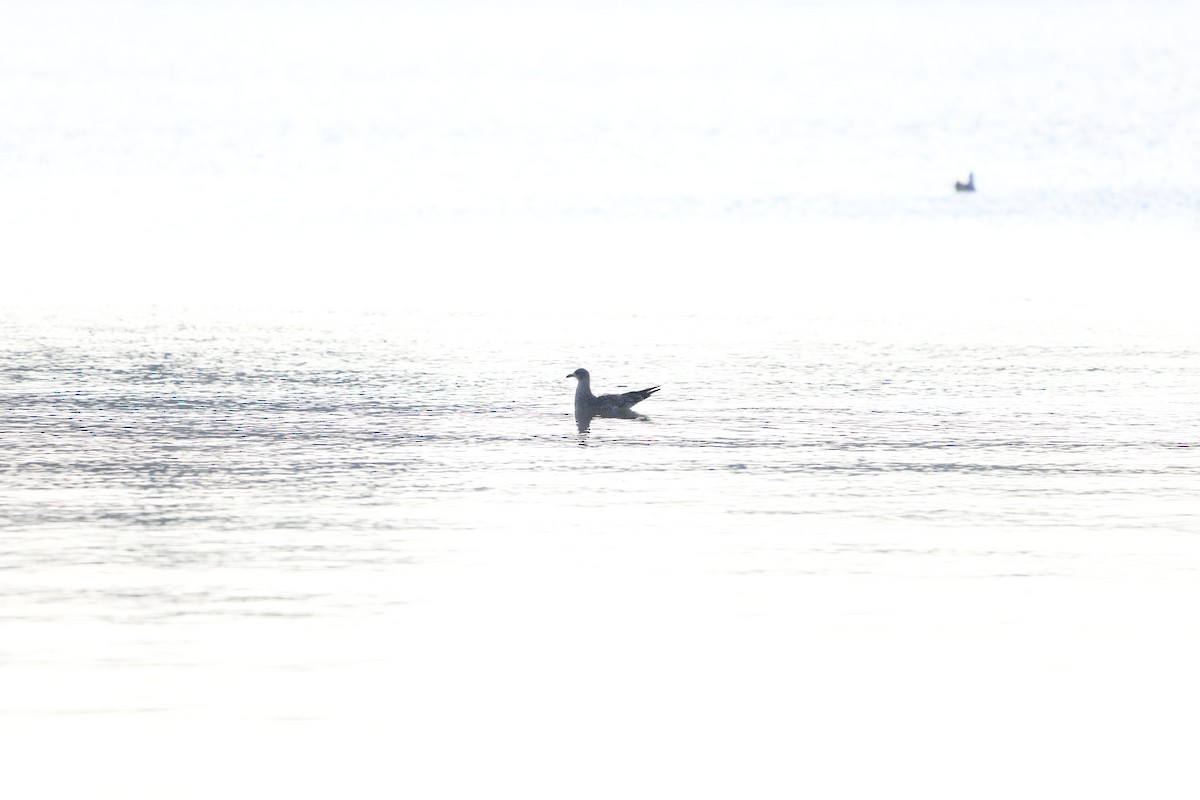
left=4, top=0, right=1200, bottom=794
left=3, top=305, right=1200, bottom=798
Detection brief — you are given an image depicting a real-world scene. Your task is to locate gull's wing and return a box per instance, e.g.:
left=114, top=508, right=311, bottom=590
left=596, top=386, right=660, bottom=409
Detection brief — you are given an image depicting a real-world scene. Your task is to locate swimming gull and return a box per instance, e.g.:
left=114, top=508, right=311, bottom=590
left=567, top=367, right=660, bottom=418
left=955, top=172, right=975, bottom=192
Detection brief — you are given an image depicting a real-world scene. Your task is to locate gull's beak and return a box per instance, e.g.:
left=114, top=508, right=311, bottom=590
left=566, top=372, right=575, bottom=379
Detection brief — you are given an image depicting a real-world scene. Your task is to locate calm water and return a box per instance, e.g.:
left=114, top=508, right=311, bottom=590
left=3, top=0, right=1200, bottom=797
left=3, top=306, right=1198, bottom=797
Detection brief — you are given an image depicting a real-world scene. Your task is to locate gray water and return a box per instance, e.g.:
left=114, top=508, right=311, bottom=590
left=3, top=1, right=1200, bottom=798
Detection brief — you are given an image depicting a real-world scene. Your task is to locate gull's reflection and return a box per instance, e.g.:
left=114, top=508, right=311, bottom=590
left=575, top=406, right=648, bottom=434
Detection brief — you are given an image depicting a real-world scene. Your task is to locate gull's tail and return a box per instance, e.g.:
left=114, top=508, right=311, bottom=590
left=620, top=386, right=660, bottom=406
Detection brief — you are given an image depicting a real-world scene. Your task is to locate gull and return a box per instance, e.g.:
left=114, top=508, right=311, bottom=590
left=566, top=368, right=660, bottom=430
left=955, top=172, right=975, bottom=192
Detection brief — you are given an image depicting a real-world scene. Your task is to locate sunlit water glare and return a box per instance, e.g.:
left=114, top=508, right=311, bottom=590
left=3, top=0, right=1200, bottom=797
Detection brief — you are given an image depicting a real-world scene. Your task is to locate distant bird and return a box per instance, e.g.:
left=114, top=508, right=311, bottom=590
left=566, top=368, right=660, bottom=430
left=955, top=172, right=975, bottom=192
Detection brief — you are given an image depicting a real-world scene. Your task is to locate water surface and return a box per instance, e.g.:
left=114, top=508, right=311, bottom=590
left=3, top=0, right=1200, bottom=796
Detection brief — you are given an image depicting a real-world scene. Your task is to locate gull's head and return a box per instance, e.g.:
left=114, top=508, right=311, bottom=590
left=567, top=368, right=589, bottom=380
